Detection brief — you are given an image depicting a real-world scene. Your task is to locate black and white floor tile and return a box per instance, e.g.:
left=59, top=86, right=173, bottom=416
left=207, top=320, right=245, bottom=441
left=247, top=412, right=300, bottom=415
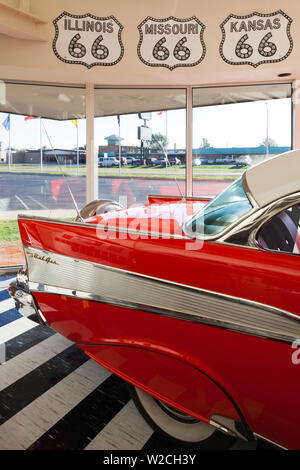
left=0, top=275, right=258, bottom=451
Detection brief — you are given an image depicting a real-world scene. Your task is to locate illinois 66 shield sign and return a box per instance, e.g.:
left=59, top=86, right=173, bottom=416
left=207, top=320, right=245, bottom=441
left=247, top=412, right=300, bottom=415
left=53, top=12, right=124, bottom=68
left=220, top=10, right=293, bottom=67
left=138, top=16, right=206, bottom=70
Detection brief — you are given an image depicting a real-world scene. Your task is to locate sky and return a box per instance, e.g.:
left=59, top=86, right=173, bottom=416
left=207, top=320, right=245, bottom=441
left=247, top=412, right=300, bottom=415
left=0, top=97, right=292, bottom=152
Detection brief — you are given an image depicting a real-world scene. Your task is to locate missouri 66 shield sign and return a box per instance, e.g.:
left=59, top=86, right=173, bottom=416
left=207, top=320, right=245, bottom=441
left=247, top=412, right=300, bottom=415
left=220, top=10, right=293, bottom=67
left=53, top=12, right=124, bottom=68
left=138, top=16, right=206, bottom=70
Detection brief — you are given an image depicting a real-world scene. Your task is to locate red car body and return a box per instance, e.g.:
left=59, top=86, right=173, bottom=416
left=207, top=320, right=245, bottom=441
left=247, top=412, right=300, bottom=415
left=10, top=150, right=300, bottom=449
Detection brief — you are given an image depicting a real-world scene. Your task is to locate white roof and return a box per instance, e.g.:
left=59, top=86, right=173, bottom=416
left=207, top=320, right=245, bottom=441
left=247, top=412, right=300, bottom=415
left=244, top=149, right=300, bottom=208
left=0, top=82, right=291, bottom=120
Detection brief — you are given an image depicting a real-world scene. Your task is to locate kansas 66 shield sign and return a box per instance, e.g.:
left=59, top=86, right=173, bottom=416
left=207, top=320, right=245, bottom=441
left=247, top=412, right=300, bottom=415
left=53, top=12, right=124, bottom=68
left=138, top=16, right=206, bottom=70
left=220, top=10, right=293, bottom=67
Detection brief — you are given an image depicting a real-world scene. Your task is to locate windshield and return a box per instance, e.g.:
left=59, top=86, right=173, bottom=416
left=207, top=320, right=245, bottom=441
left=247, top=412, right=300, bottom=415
left=184, top=177, right=252, bottom=237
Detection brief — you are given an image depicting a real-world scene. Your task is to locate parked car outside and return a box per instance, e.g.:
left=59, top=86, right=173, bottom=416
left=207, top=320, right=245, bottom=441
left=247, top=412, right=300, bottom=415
left=154, top=157, right=167, bottom=166
left=114, top=157, right=127, bottom=166
left=169, top=156, right=181, bottom=165
left=146, top=157, right=156, bottom=166
left=131, top=157, right=143, bottom=165
left=98, top=157, right=119, bottom=167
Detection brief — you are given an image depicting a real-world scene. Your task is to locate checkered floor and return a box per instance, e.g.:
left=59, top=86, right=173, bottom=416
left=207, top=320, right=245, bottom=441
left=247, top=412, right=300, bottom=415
left=0, top=275, right=257, bottom=450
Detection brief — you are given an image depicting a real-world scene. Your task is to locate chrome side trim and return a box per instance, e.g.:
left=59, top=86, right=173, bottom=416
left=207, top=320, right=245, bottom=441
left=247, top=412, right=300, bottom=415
left=24, top=245, right=300, bottom=345
left=210, top=414, right=249, bottom=441
left=253, top=433, right=288, bottom=450
left=148, top=194, right=213, bottom=201
left=0, top=265, right=24, bottom=276
left=28, top=282, right=300, bottom=345
left=242, top=171, right=259, bottom=208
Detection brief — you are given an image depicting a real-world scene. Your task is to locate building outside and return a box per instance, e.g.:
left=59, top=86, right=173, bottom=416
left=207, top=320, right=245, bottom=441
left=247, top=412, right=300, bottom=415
left=11, top=148, right=86, bottom=164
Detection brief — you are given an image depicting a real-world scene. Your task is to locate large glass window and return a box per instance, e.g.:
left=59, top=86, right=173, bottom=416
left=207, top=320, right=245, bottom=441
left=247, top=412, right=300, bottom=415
left=94, top=88, right=186, bottom=207
left=0, top=81, right=294, bottom=268
left=192, top=83, right=292, bottom=198
left=0, top=82, right=86, bottom=266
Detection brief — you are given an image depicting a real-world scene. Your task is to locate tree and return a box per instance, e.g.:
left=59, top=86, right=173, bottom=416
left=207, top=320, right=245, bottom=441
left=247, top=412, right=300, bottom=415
left=150, top=133, right=168, bottom=151
left=200, top=137, right=211, bottom=148
left=72, top=144, right=86, bottom=150
left=260, top=137, right=278, bottom=147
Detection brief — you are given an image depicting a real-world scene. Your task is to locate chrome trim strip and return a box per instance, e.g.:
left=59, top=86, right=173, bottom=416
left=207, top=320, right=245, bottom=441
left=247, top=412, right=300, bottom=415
left=18, top=214, right=189, bottom=240
left=148, top=194, right=214, bottom=201
left=242, top=171, right=259, bottom=208
left=28, top=282, right=300, bottom=345
left=210, top=414, right=249, bottom=441
left=0, top=265, right=23, bottom=276
left=253, top=433, right=288, bottom=450
left=24, top=245, right=300, bottom=345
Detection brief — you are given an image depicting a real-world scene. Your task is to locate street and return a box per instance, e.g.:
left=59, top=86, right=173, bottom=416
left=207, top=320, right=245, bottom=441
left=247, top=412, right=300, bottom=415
left=0, top=172, right=231, bottom=215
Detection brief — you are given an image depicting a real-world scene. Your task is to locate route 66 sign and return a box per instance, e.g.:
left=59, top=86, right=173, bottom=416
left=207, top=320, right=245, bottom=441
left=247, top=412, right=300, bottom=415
left=53, top=12, right=124, bottom=68
left=137, top=16, right=206, bottom=70
left=220, top=10, right=293, bottom=68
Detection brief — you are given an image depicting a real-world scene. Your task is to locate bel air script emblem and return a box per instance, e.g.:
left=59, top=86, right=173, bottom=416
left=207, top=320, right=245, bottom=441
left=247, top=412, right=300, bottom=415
left=53, top=12, right=124, bottom=68
left=220, top=10, right=293, bottom=67
left=138, top=16, right=206, bottom=70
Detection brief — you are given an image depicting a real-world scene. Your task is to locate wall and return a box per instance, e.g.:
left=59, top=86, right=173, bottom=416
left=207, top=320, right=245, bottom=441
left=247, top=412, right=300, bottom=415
left=0, top=0, right=298, bottom=86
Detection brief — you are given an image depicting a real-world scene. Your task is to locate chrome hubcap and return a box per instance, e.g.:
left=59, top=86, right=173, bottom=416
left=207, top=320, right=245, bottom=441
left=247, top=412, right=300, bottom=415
left=155, top=399, right=199, bottom=423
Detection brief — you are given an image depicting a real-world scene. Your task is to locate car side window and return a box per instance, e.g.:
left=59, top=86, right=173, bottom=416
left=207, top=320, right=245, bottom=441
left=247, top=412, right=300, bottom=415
left=257, top=204, right=300, bottom=253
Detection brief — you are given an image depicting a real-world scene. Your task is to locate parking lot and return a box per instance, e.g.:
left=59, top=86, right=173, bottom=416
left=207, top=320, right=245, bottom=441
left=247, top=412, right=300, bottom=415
left=0, top=171, right=232, bottom=215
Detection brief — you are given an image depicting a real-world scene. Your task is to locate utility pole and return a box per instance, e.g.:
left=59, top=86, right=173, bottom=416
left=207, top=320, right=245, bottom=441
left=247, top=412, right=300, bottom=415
left=265, top=102, right=269, bottom=159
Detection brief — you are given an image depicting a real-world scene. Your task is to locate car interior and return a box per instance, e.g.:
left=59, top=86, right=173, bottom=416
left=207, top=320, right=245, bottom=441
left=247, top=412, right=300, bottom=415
left=257, top=204, right=300, bottom=253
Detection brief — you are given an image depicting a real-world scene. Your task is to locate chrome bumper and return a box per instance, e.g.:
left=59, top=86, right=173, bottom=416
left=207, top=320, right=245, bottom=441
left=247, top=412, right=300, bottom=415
left=8, top=269, right=46, bottom=325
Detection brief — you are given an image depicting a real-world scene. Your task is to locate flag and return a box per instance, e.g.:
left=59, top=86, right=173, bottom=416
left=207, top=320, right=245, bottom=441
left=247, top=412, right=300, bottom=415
left=24, top=116, right=37, bottom=121
left=2, top=114, right=10, bottom=131
left=157, top=111, right=164, bottom=116
left=72, top=119, right=78, bottom=127
left=117, top=115, right=120, bottom=126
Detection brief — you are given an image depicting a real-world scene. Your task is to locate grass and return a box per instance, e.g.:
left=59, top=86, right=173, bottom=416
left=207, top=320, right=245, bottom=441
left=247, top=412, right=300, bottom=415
left=0, top=163, right=242, bottom=181
left=0, top=220, right=20, bottom=242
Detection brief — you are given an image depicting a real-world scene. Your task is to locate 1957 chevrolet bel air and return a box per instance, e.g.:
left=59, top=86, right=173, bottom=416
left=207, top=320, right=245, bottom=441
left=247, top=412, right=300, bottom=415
left=9, top=149, right=300, bottom=450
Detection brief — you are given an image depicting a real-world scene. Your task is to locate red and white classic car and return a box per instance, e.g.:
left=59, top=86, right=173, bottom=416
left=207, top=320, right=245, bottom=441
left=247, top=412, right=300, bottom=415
left=9, top=149, right=300, bottom=450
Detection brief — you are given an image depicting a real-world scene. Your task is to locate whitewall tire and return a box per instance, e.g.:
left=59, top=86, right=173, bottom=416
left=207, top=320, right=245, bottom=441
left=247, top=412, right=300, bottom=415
left=129, top=385, right=237, bottom=450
